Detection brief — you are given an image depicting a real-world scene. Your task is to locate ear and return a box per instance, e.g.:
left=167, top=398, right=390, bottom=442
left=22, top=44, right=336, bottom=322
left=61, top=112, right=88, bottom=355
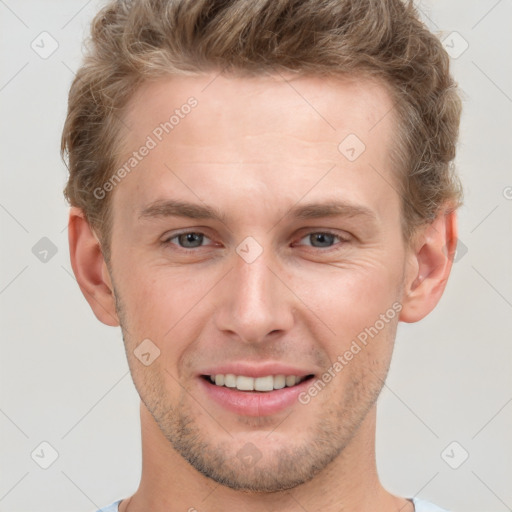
left=68, top=207, right=119, bottom=326
left=399, top=209, right=458, bottom=323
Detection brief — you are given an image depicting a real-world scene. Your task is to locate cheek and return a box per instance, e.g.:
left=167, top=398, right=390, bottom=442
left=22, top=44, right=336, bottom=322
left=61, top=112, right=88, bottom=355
left=115, top=265, right=211, bottom=369
left=117, top=266, right=183, bottom=331
left=293, top=258, right=403, bottom=336
left=290, top=259, right=403, bottom=391
left=325, top=315, right=398, bottom=402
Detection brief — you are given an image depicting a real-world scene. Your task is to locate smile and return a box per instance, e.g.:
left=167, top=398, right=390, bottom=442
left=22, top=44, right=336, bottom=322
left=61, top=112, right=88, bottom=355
left=204, top=374, right=312, bottom=392
left=199, top=373, right=316, bottom=416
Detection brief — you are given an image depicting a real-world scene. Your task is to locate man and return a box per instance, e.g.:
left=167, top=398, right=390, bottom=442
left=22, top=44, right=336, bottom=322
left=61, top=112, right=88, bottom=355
left=62, top=0, right=462, bottom=510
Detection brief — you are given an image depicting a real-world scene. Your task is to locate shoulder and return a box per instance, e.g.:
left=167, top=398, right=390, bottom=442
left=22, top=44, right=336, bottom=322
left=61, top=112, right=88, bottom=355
left=93, top=500, right=122, bottom=512
left=412, top=497, right=451, bottom=512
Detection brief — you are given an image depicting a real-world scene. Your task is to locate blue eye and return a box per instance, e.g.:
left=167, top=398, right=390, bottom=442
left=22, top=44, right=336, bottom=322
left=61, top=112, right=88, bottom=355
left=166, top=232, right=212, bottom=249
left=163, top=230, right=347, bottom=252
left=299, top=232, right=342, bottom=248
left=302, top=233, right=339, bottom=248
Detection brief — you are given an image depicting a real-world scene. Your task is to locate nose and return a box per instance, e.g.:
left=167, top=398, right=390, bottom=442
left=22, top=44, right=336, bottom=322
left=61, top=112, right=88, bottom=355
left=213, top=245, right=295, bottom=345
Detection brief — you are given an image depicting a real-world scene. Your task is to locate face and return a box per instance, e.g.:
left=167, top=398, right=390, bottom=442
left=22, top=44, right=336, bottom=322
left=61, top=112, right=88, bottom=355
left=107, top=72, right=409, bottom=492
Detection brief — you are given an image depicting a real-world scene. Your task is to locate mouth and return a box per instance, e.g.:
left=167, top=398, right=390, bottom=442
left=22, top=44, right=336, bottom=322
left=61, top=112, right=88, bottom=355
left=201, top=373, right=315, bottom=392
left=198, top=372, right=316, bottom=416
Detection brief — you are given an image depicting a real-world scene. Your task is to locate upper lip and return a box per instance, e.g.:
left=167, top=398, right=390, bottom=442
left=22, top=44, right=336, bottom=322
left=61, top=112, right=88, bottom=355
left=199, top=362, right=315, bottom=379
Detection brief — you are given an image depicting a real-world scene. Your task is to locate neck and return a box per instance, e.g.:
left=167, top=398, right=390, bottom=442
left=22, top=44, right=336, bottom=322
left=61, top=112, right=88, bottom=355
left=120, top=403, right=412, bottom=512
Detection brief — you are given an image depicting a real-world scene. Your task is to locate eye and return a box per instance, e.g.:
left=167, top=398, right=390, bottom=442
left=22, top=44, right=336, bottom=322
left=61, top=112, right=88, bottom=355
left=296, top=231, right=348, bottom=249
left=162, top=230, right=349, bottom=252
left=164, top=231, right=213, bottom=249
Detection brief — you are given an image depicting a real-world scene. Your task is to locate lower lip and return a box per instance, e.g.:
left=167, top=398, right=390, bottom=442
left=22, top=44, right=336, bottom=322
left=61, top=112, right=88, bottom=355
left=198, top=377, right=314, bottom=417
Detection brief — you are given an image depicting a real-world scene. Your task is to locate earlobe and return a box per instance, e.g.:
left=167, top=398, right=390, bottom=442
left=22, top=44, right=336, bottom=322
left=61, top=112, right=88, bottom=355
left=399, top=209, right=458, bottom=323
left=68, top=207, right=120, bottom=327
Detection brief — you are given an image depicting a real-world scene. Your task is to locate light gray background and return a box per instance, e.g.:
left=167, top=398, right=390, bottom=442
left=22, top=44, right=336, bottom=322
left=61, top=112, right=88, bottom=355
left=0, top=1, right=511, bottom=511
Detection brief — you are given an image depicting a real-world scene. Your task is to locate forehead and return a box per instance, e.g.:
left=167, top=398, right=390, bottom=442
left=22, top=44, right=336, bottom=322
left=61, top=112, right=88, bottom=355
left=123, top=71, right=395, bottom=148
left=112, top=72, right=399, bottom=225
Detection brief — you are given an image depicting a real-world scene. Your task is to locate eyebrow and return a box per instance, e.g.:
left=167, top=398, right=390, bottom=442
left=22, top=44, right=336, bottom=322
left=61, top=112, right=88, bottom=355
left=138, top=199, right=377, bottom=223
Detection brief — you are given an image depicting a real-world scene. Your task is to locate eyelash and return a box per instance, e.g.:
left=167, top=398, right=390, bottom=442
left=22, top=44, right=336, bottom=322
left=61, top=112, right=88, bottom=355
left=162, top=230, right=350, bottom=252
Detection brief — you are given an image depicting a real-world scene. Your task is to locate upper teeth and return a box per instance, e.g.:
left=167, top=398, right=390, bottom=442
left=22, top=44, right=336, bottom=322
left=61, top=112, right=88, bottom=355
left=209, top=374, right=305, bottom=392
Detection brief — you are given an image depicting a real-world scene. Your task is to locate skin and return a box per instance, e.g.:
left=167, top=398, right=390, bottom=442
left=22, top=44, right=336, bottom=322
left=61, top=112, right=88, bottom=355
left=69, top=72, right=457, bottom=512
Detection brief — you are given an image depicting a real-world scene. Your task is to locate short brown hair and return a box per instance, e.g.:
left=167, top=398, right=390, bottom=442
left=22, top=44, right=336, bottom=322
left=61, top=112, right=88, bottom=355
left=62, top=0, right=463, bottom=253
